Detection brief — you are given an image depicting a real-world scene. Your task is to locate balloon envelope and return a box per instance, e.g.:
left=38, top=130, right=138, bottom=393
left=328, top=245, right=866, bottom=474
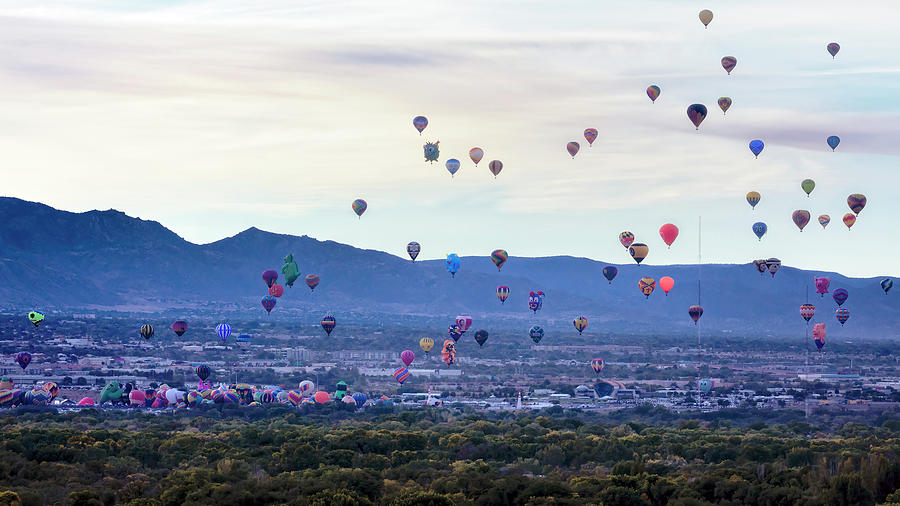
left=400, top=350, right=415, bottom=367
left=446, top=254, right=460, bottom=277
left=529, top=325, right=544, bottom=344
left=321, top=315, right=336, bottom=336
left=689, top=305, right=703, bottom=324
left=847, top=194, right=866, bottom=215
left=818, top=215, right=830, bottom=228
left=659, top=223, right=679, bottom=248
left=646, top=85, right=660, bottom=103
left=566, top=142, right=580, bottom=158
left=638, top=277, right=656, bottom=298
left=833, top=288, right=848, bottom=306
left=792, top=210, right=811, bottom=231
left=602, top=266, right=618, bottom=284
left=261, top=295, right=276, bottom=314
left=721, top=56, right=737, bottom=74
left=216, top=323, right=232, bottom=342
left=718, top=97, right=732, bottom=114
left=752, top=222, right=767, bottom=241
left=172, top=320, right=188, bottom=337
left=659, top=276, right=674, bottom=295
left=699, top=9, right=713, bottom=26
left=573, top=316, right=588, bottom=335
left=496, top=285, right=510, bottom=303
left=456, top=314, right=473, bottom=332
left=393, top=367, right=411, bottom=384
left=469, top=147, right=484, bottom=165
left=305, top=274, right=320, bottom=290
left=835, top=308, right=850, bottom=326
left=352, top=199, right=367, bottom=217
left=269, top=284, right=284, bottom=297
left=687, top=104, right=707, bottom=130
left=800, top=304, right=816, bottom=322
left=629, top=243, right=649, bottom=264
left=419, top=337, right=434, bottom=354
left=749, top=140, right=764, bottom=158
left=28, top=311, right=44, bottom=327
left=140, top=324, right=154, bottom=340
left=15, top=352, right=31, bottom=370
left=445, top=159, right=460, bottom=176
left=413, top=115, right=428, bottom=134
left=815, top=277, right=831, bottom=296
left=584, top=128, right=598, bottom=146
left=314, top=391, right=330, bottom=403
left=827, top=42, right=840, bottom=58
left=618, top=231, right=634, bottom=249
left=262, top=270, right=278, bottom=288
left=827, top=135, right=840, bottom=151
left=882, top=278, right=893, bottom=294
left=813, top=323, right=826, bottom=349
left=843, top=213, right=856, bottom=229
left=491, top=249, right=508, bottom=270
left=407, top=241, right=421, bottom=261
left=488, top=160, right=503, bottom=177
left=474, top=330, right=489, bottom=347
left=591, top=358, right=605, bottom=374
left=801, top=179, right=816, bottom=196
left=746, top=191, right=760, bottom=209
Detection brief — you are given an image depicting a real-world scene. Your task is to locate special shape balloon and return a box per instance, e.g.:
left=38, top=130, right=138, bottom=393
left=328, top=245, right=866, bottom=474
left=496, top=285, right=510, bottom=304
left=659, top=223, right=679, bottom=248
left=28, top=311, right=44, bottom=327
left=659, top=276, right=674, bottom=296
left=749, top=140, right=764, bottom=158
left=801, top=179, right=815, bottom=197
left=827, top=42, right=840, bottom=58
left=629, top=243, right=649, bottom=264
left=469, top=147, right=484, bottom=165
left=847, top=194, right=866, bottom=215
left=638, top=277, right=656, bottom=298
left=832, top=288, right=848, bottom=306
left=813, top=323, right=826, bottom=350
left=721, top=56, right=737, bottom=75
left=746, top=191, right=761, bottom=209
left=456, top=314, right=473, bottom=332
left=646, top=85, right=660, bottom=103
left=573, top=316, right=588, bottom=335
left=352, top=199, right=367, bottom=218
left=491, top=249, right=508, bottom=270
left=407, top=241, right=420, bottom=261
left=602, top=266, right=618, bottom=284
left=445, top=159, right=460, bottom=177
left=687, top=104, right=707, bottom=130
left=752, top=222, right=767, bottom=241
left=843, top=213, right=856, bottom=230
left=619, top=231, right=635, bottom=249
left=448, top=324, right=463, bottom=342
left=792, top=210, right=811, bottom=231
left=413, top=116, right=428, bottom=134
left=424, top=141, right=440, bottom=163
left=818, top=215, right=831, bottom=229
left=446, top=253, right=460, bottom=278
left=282, top=254, right=300, bottom=287
left=584, top=128, right=598, bottom=147
left=441, top=339, right=456, bottom=365
left=699, top=9, right=713, bottom=28
left=718, top=97, right=732, bottom=115
left=815, top=277, right=831, bottom=296
left=566, top=142, right=580, bottom=158
left=827, top=136, right=840, bottom=151
left=766, top=258, right=781, bottom=277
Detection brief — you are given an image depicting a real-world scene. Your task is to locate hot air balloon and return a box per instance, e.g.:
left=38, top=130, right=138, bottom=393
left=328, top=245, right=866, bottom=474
left=646, top=85, right=660, bottom=103
left=261, top=295, right=276, bottom=314
left=721, top=56, right=737, bottom=75
left=629, top=243, right=649, bottom=264
left=413, top=116, right=428, bottom=134
left=749, top=140, right=764, bottom=158
left=236, top=334, right=251, bottom=345
left=140, top=324, right=154, bottom=340
left=314, top=391, right=330, bottom=403
left=699, top=9, right=713, bottom=27
left=687, top=104, right=707, bottom=130
left=566, top=142, right=580, bottom=158
left=528, top=292, right=541, bottom=313
left=262, top=270, right=278, bottom=288
left=445, top=159, right=460, bottom=177
left=818, top=215, right=831, bottom=229
left=469, top=147, right=484, bottom=165
left=718, top=97, right=732, bottom=115
left=792, top=210, right=811, bottom=231
left=441, top=339, right=456, bottom=365
left=282, top=254, right=300, bottom=287
left=827, top=42, right=840, bottom=58
left=584, top=128, right=598, bottom=147
left=659, top=276, right=674, bottom=296
left=446, top=253, right=460, bottom=278
left=752, top=222, right=767, bottom=241
left=448, top=324, right=463, bottom=342
left=28, top=311, right=44, bottom=327
left=419, top=338, right=434, bottom=355
left=882, top=279, right=893, bottom=294
left=800, top=304, right=815, bottom=322
left=321, top=315, right=336, bottom=336
left=619, top=231, right=635, bottom=249
left=801, top=179, right=815, bottom=196
left=698, top=379, right=714, bottom=393
left=400, top=350, right=415, bottom=367
left=746, top=191, right=761, bottom=209
left=407, top=242, right=421, bottom=261
left=352, top=199, right=367, bottom=218
left=638, top=277, right=656, bottom=298
left=172, top=320, right=188, bottom=337
left=456, top=315, right=473, bottom=332
left=529, top=326, right=544, bottom=344
left=659, top=223, right=679, bottom=248
left=813, top=323, right=826, bottom=350
left=603, top=266, right=618, bottom=284
left=689, top=305, right=703, bottom=324
left=835, top=308, right=850, bottom=326
left=196, top=364, right=210, bottom=381
left=843, top=213, right=856, bottom=230
left=216, top=323, right=232, bottom=343
left=15, top=352, right=31, bottom=370
left=299, top=380, right=315, bottom=394
left=424, top=141, right=440, bottom=163
left=305, top=274, right=320, bottom=291
left=827, top=136, right=840, bottom=151
left=496, top=285, right=510, bottom=304
left=591, top=358, right=605, bottom=374
left=573, top=316, right=588, bottom=335
left=488, top=160, right=503, bottom=178
left=474, top=330, right=489, bottom=347
left=832, top=288, right=848, bottom=306
left=815, top=277, right=831, bottom=296
left=766, top=258, right=781, bottom=277
left=753, top=259, right=768, bottom=275
left=491, top=249, right=508, bottom=270
left=269, top=284, right=284, bottom=297
left=847, top=194, right=866, bottom=215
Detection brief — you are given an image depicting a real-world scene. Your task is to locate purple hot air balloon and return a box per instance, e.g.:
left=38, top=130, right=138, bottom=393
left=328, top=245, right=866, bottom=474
left=832, top=288, right=848, bottom=306
left=262, top=270, right=278, bottom=288
left=400, top=350, right=415, bottom=367
left=687, top=104, right=707, bottom=130
left=15, top=352, right=31, bottom=370
left=815, top=277, right=831, bottom=297
left=261, top=295, right=277, bottom=314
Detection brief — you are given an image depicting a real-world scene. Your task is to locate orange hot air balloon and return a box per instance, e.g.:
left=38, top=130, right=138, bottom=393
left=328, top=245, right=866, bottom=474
left=842, top=213, right=856, bottom=230
left=658, top=223, right=679, bottom=248
left=659, top=276, right=674, bottom=296
left=469, top=147, right=484, bottom=165
left=313, top=391, right=330, bottom=403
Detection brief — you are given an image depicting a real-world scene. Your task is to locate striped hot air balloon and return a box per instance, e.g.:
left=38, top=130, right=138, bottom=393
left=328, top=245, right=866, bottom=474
left=590, top=358, right=604, bottom=374
left=393, top=367, right=411, bottom=385
left=216, top=323, right=232, bottom=343
left=321, top=315, right=336, bottom=336
left=800, top=304, right=815, bottom=322
left=573, top=316, right=588, bottom=335
left=496, top=286, right=510, bottom=304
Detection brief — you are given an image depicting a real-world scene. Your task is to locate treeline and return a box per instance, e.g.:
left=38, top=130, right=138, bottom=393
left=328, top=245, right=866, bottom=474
left=0, top=407, right=899, bottom=505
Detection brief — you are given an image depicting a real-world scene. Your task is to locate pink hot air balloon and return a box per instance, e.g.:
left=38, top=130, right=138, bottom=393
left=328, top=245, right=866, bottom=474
left=400, top=350, right=415, bottom=367
left=584, top=128, right=598, bottom=147
left=658, top=223, right=679, bottom=248
left=456, top=314, right=473, bottom=332
left=269, top=284, right=284, bottom=297
left=815, top=277, right=831, bottom=297
left=566, top=142, right=580, bottom=158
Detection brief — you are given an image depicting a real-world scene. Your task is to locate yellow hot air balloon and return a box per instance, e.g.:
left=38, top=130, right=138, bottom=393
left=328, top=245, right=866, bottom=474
left=419, top=337, right=434, bottom=355
left=629, top=243, right=649, bottom=265
left=699, top=9, right=713, bottom=28
left=638, top=277, right=656, bottom=298
left=746, top=191, right=761, bottom=210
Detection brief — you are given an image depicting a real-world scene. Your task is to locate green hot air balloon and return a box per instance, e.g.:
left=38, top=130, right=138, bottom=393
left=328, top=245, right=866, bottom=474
left=28, top=311, right=45, bottom=327
left=281, top=254, right=301, bottom=288
left=801, top=179, right=816, bottom=197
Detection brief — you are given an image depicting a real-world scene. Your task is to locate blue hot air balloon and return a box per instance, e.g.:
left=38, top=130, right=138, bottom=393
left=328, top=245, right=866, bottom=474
left=445, top=158, right=460, bottom=177
left=446, top=254, right=460, bottom=278
left=216, top=323, right=232, bottom=343
left=882, top=278, right=893, bottom=294
left=827, top=136, right=840, bottom=151
left=752, top=222, right=767, bottom=241
left=602, top=266, right=618, bottom=284
left=749, top=140, right=765, bottom=158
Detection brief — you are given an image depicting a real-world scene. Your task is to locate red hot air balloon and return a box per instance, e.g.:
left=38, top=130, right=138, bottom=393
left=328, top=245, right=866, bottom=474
left=269, top=284, right=284, bottom=297
left=659, top=223, right=679, bottom=248
left=400, top=350, right=415, bottom=367
left=171, top=320, right=188, bottom=337
left=15, top=352, right=31, bottom=370
left=659, top=276, right=674, bottom=296
left=262, top=270, right=278, bottom=288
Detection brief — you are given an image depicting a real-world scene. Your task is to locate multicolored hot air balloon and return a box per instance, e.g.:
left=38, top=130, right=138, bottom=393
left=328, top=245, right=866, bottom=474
left=424, top=141, right=440, bottom=163
left=446, top=253, right=460, bottom=278
left=801, top=179, right=816, bottom=196
left=687, top=104, right=707, bottom=130
left=491, top=249, right=508, bottom=270
left=529, top=325, right=544, bottom=344
left=847, top=194, right=866, bottom=215
left=591, top=358, right=605, bottom=374
left=172, top=320, right=188, bottom=337
left=766, top=258, right=781, bottom=277
left=827, top=42, right=840, bottom=58
left=448, top=324, right=463, bottom=342
left=827, top=136, right=840, bottom=151
left=689, top=305, right=703, bottom=324
left=792, top=210, right=811, bottom=231
left=659, top=276, right=674, bottom=296
left=456, top=315, right=473, bottom=332
left=216, top=323, right=232, bottom=343
left=445, top=159, right=460, bottom=177
left=469, top=147, right=484, bottom=165
left=140, top=324, right=154, bottom=340
left=15, top=352, right=31, bottom=370
left=528, top=291, right=542, bottom=313
left=718, top=97, right=732, bottom=115
left=753, top=259, right=768, bottom=275
left=352, top=199, right=367, bottom=218
left=721, top=56, right=737, bottom=75
left=413, top=116, right=428, bottom=134
left=752, top=222, right=767, bottom=241
left=573, top=316, right=588, bottom=335
left=619, top=231, right=635, bottom=249
left=407, top=242, right=420, bottom=261
left=262, top=270, right=278, bottom=288
left=305, top=274, right=320, bottom=291
left=832, top=288, right=848, bottom=306
left=749, top=140, right=764, bottom=158
left=699, top=9, right=713, bottom=27
left=496, top=285, right=510, bottom=304
left=638, top=277, right=656, bottom=298
left=646, top=85, right=660, bottom=103
left=488, top=160, right=503, bottom=178
left=419, top=338, right=434, bottom=355
left=818, top=215, right=831, bottom=229
left=815, top=277, right=831, bottom=296
left=321, top=315, right=336, bottom=336
left=584, top=128, right=598, bottom=147
left=566, top=142, right=580, bottom=158
left=800, top=304, right=816, bottom=322
left=473, top=330, right=489, bottom=347
left=629, top=243, right=649, bottom=264
left=813, top=323, right=826, bottom=350
left=400, top=350, right=415, bottom=367
left=393, top=367, right=410, bottom=384
left=659, top=223, right=678, bottom=248
left=746, top=191, right=761, bottom=209
left=882, top=279, right=893, bottom=294
left=28, top=311, right=44, bottom=327
left=603, top=266, right=618, bottom=284
left=441, top=339, right=456, bottom=365
left=835, top=308, right=850, bottom=326
left=261, top=295, right=276, bottom=314
left=843, top=213, right=856, bottom=230
left=282, top=254, right=300, bottom=287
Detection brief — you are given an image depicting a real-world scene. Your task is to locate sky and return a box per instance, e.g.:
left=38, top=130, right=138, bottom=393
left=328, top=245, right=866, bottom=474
left=1, top=0, right=899, bottom=278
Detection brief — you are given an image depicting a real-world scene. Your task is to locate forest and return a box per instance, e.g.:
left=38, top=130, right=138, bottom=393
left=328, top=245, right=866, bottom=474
left=0, top=405, right=899, bottom=505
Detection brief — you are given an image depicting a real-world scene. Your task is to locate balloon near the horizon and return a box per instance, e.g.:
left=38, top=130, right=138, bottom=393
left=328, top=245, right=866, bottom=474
left=629, top=243, right=649, bottom=264
left=407, top=241, right=420, bottom=261
left=446, top=253, right=460, bottom=278
left=619, top=231, right=635, bottom=249
left=815, top=277, right=831, bottom=296
left=603, top=266, right=618, bottom=284
left=491, top=249, right=508, bottom=271
left=833, top=288, right=849, bottom=306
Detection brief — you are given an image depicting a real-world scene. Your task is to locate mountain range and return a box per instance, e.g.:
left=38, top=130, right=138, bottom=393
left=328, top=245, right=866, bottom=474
left=0, top=197, right=897, bottom=337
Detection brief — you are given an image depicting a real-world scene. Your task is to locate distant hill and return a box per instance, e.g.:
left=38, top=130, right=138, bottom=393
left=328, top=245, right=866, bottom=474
left=0, top=197, right=897, bottom=337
